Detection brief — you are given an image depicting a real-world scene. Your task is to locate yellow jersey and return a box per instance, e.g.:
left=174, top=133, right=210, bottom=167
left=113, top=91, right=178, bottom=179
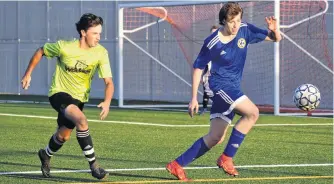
left=43, top=40, right=112, bottom=102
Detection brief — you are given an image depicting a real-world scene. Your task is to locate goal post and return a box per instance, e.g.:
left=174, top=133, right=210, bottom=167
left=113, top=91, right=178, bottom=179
left=276, top=0, right=332, bottom=116
left=117, top=0, right=333, bottom=116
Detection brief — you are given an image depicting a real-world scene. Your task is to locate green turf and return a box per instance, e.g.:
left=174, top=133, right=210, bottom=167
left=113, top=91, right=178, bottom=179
left=0, top=103, right=332, bottom=183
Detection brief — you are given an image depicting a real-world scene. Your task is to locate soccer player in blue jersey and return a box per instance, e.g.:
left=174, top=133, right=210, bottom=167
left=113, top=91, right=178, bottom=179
left=166, top=2, right=282, bottom=181
left=199, top=25, right=218, bottom=115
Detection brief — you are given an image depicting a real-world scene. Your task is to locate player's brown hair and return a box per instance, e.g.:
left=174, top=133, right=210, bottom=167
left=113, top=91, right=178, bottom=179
left=210, top=25, right=219, bottom=32
left=76, top=13, right=104, bottom=37
left=219, top=2, right=243, bottom=26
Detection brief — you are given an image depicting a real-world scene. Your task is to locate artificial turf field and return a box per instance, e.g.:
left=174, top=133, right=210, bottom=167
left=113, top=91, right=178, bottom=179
left=0, top=103, right=332, bottom=184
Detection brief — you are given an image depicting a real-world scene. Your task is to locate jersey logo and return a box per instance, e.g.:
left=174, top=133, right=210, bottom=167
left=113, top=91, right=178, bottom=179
left=237, top=38, right=246, bottom=48
left=75, top=60, right=88, bottom=70
left=220, top=50, right=226, bottom=55
left=65, top=60, right=91, bottom=74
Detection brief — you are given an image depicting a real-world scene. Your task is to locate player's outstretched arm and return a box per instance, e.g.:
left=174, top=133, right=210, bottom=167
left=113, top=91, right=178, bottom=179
left=189, top=68, right=203, bottom=118
left=97, top=77, right=114, bottom=120
left=21, top=47, right=44, bottom=90
left=265, top=16, right=282, bottom=42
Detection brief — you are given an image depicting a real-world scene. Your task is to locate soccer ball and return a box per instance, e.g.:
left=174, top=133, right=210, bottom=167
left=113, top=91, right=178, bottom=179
left=293, top=84, right=321, bottom=111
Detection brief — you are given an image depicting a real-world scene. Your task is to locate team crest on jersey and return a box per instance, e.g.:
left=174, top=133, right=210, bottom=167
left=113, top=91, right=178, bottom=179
left=237, top=38, right=246, bottom=48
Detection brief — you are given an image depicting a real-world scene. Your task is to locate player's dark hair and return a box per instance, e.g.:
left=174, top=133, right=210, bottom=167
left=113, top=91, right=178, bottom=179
left=210, top=25, right=219, bottom=32
left=219, top=2, right=243, bottom=26
left=76, top=13, right=103, bottom=37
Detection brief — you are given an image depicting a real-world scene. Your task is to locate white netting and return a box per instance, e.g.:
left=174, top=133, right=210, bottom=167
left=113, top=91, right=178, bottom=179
left=121, top=1, right=333, bottom=112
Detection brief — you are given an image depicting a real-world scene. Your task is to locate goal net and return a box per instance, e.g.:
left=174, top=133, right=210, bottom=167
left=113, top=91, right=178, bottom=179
left=118, top=1, right=333, bottom=115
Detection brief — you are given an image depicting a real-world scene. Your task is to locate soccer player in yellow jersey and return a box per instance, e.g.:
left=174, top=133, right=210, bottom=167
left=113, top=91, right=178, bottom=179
left=21, top=13, right=113, bottom=180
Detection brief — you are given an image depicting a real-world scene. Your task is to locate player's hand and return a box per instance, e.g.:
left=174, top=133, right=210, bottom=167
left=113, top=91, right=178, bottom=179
left=21, top=75, right=31, bottom=90
left=188, top=99, right=199, bottom=118
left=97, top=101, right=110, bottom=120
left=265, top=16, right=277, bottom=31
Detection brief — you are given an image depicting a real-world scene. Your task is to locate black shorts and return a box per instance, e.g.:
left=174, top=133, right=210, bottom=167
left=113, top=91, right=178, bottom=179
left=49, top=92, right=85, bottom=129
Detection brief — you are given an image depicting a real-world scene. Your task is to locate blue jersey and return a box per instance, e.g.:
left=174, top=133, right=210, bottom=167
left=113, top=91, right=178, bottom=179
left=193, top=22, right=268, bottom=92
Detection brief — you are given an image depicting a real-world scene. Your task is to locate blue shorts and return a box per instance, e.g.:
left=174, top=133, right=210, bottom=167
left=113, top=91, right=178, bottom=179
left=210, top=88, right=246, bottom=124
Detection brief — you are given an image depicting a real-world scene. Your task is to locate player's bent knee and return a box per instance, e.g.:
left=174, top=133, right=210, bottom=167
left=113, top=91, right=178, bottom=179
left=61, top=135, right=71, bottom=142
left=247, top=107, right=259, bottom=123
left=252, top=107, right=260, bottom=121
left=217, top=135, right=226, bottom=144
left=208, top=132, right=224, bottom=146
left=56, top=133, right=70, bottom=142
left=75, top=116, right=88, bottom=130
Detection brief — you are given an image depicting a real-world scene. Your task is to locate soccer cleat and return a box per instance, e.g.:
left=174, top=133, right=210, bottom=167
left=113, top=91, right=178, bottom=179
left=38, top=149, right=51, bottom=178
left=90, top=164, right=108, bottom=180
left=166, top=160, right=190, bottom=181
left=217, top=154, right=239, bottom=176
left=199, top=108, right=207, bottom=115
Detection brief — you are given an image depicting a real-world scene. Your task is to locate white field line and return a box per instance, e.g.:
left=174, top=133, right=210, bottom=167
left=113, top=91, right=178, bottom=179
left=0, top=113, right=333, bottom=128
left=0, top=163, right=333, bottom=175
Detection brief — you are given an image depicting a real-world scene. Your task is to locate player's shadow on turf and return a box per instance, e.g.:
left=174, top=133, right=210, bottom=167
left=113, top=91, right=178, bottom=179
left=1, top=150, right=205, bottom=169
left=61, top=155, right=208, bottom=168
left=4, top=174, right=98, bottom=183
left=0, top=161, right=38, bottom=168
left=0, top=150, right=40, bottom=157
left=0, top=150, right=87, bottom=171
left=0, top=161, right=78, bottom=171
left=56, top=153, right=176, bottom=166
left=110, top=172, right=172, bottom=180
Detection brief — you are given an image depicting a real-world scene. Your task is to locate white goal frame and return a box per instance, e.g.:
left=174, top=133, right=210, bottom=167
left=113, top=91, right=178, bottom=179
left=117, top=0, right=332, bottom=116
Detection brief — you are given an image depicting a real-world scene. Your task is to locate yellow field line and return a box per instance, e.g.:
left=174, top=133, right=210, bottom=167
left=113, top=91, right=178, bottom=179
left=68, top=175, right=333, bottom=184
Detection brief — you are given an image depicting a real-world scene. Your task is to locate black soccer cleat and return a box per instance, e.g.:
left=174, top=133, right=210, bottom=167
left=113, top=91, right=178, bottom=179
left=90, top=164, right=108, bottom=180
left=38, top=149, right=51, bottom=178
